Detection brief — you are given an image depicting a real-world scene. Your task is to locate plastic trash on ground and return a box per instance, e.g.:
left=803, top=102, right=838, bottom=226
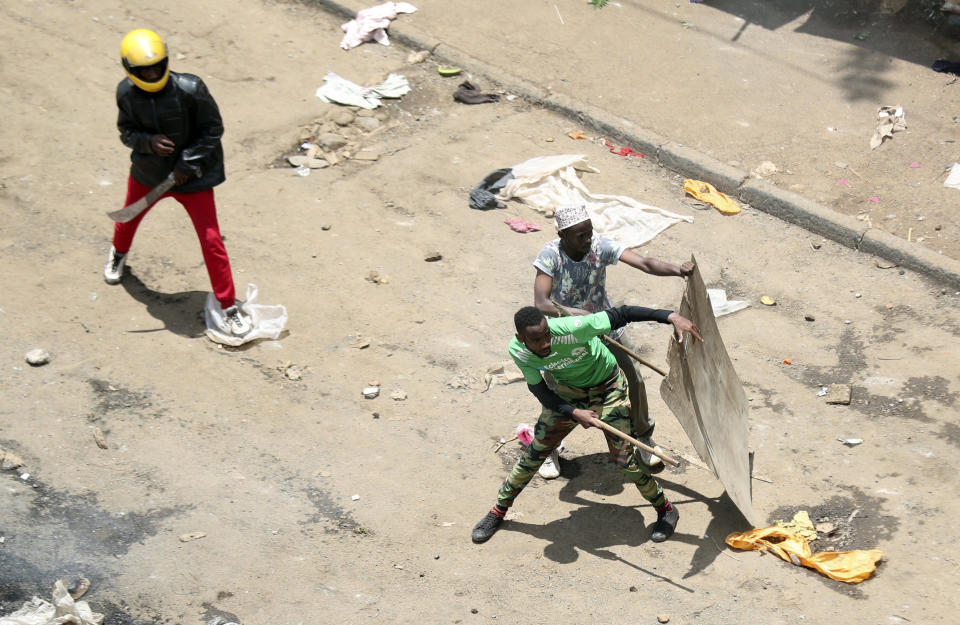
left=205, top=283, right=288, bottom=346
left=944, top=163, right=960, bottom=190
left=726, top=525, right=883, bottom=584
left=706, top=288, right=748, bottom=317
left=315, top=72, right=410, bottom=109
left=684, top=179, right=740, bottom=214
left=870, top=105, right=906, bottom=150
left=0, top=579, right=103, bottom=625
left=340, top=2, right=417, bottom=50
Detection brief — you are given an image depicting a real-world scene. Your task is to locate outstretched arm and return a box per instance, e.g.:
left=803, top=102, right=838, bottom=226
left=620, top=249, right=694, bottom=278
left=534, top=270, right=589, bottom=317
left=604, top=305, right=704, bottom=344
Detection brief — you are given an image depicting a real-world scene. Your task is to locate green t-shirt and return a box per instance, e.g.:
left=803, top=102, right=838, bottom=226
left=509, top=312, right=618, bottom=389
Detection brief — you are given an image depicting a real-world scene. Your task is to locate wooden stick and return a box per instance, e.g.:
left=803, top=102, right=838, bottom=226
left=593, top=420, right=680, bottom=467
left=551, top=299, right=667, bottom=377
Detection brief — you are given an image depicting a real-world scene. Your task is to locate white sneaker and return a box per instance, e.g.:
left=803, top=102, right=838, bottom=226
left=222, top=304, right=251, bottom=336
left=103, top=246, right=127, bottom=284
left=538, top=449, right=561, bottom=479
left=637, top=435, right=663, bottom=468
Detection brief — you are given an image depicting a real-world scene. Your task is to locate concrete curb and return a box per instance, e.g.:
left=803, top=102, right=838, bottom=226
left=304, top=0, right=960, bottom=291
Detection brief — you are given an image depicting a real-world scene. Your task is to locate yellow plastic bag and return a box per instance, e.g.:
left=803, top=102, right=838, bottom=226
left=684, top=179, right=741, bottom=215
left=725, top=526, right=883, bottom=584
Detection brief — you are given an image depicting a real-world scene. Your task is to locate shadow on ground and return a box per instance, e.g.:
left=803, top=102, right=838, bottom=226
left=120, top=270, right=207, bottom=338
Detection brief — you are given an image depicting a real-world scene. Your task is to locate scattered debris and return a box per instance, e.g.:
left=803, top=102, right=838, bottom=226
left=503, top=217, right=541, bottom=233
left=366, top=270, right=389, bottom=284
left=1, top=449, right=24, bottom=470
left=93, top=427, right=108, bottom=449
left=363, top=385, right=380, bottom=399
left=179, top=532, right=206, bottom=542
left=482, top=360, right=525, bottom=390
left=1, top=579, right=103, bottom=625
left=57, top=576, right=91, bottom=601
left=351, top=494, right=361, bottom=501
left=944, top=163, right=960, bottom=190
left=424, top=251, right=442, bottom=262
left=282, top=364, right=303, bottom=381
left=516, top=423, right=534, bottom=445
left=783, top=358, right=792, bottom=365
left=286, top=155, right=328, bottom=169
left=340, top=2, right=417, bottom=50
left=350, top=335, right=371, bottom=349
left=321, top=224, right=332, bottom=231
left=604, top=140, right=643, bottom=157
left=824, top=384, right=852, bottom=405
left=657, top=615, right=671, bottom=624
left=837, top=437, right=863, bottom=447
left=25, top=349, right=51, bottom=366
left=804, top=314, right=815, bottom=322
left=750, top=161, right=779, bottom=178
left=870, top=105, right=906, bottom=150
left=437, top=66, right=462, bottom=76
left=567, top=130, right=588, bottom=140
left=707, top=288, right=748, bottom=317
left=874, top=259, right=896, bottom=269
left=315, top=72, right=410, bottom=109
left=390, top=389, right=407, bottom=401
left=407, top=49, right=430, bottom=63
left=453, top=81, right=500, bottom=104
left=684, top=179, right=740, bottom=214
left=775, top=510, right=817, bottom=541
left=760, top=295, right=776, bottom=306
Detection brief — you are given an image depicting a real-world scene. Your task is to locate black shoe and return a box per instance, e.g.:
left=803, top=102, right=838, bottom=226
left=471, top=511, right=503, bottom=544
left=650, top=506, right=679, bottom=543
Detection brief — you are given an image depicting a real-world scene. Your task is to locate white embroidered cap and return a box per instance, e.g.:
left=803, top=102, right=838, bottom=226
left=554, top=204, right=590, bottom=231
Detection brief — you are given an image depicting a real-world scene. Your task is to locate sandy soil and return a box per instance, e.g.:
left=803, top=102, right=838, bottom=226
left=1, top=1, right=959, bottom=624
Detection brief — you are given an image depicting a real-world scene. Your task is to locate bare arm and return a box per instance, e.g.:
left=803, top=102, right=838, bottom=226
left=619, top=249, right=694, bottom=278
left=534, top=270, right=590, bottom=317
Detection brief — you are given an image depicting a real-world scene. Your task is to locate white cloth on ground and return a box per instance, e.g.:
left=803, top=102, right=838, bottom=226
left=205, top=283, right=288, bottom=346
left=315, top=72, right=410, bottom=109
left=340, top=2, right=417, bottom=50
left=0, top=580, right=103, bottom=625
left=499, top=154, right=693, bottom=249
left=944, top=163, right=960, bottom=190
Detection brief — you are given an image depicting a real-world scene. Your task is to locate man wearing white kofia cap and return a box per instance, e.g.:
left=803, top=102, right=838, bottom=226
left=531, top=203, right=693, bottom=478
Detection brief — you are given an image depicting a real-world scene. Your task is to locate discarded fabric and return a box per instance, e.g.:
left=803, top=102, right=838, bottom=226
left=870, top=105, right=906, bottom=150
left=726, top=525, right=883, bottom=583
left=603, top=140, right=643, bottom=157
left=500, top=154, right=692, bottom=248
left=469, top=168, right=513, bottom=210
left=775, top=510, right=817, bottom=541
left=340, top=2, right=417, bottom=50
left=0, top=579, right=104, bottom=625
left=932, top=59, right=960, bottom=77
left=205, top=283, right=288, bottom=346
left=315, top=72, right=410, bottom=110
left=453, top=81, right=500, bottom=105
left=684, top=179, right=740, bottom=214
left=504, top=217, right=541, bottom=233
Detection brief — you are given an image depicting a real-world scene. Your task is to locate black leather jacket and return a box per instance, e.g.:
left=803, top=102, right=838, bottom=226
left=117, top=71, right=226, bottom=193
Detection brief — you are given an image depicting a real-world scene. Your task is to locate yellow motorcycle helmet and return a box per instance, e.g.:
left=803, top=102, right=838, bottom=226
left=120, top=29, right=170, bottom=92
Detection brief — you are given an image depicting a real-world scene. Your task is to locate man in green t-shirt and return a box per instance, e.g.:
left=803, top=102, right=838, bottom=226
left=471, top=305, right=703, bottom=545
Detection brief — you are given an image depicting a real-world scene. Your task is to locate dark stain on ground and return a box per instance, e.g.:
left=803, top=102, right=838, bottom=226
left=768, top=485, right=895, bottom=599
left=300, top=485, right=360, bottom=533
left=901, top=375, right=957, bottom=406
left=0, top=473, right=185, bottom=623
left=939, top=421, right=960, bottom=449
left=88, top=379, right=153, bottom=414
left=743, top=382, right=792, bottom=417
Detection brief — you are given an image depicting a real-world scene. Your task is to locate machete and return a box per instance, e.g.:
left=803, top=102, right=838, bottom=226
left=106, top=172, right=176, bottom=223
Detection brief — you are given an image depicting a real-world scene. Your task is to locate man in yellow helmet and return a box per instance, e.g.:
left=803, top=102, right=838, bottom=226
left=106, top=29, right=250, bottom=336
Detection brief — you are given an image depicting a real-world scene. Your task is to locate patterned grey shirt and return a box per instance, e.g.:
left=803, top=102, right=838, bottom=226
left=533, top=236, right=625, bottom=314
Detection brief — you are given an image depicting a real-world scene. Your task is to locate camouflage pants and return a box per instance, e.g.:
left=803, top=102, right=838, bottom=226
left=496, top=367, right=666, bottom=509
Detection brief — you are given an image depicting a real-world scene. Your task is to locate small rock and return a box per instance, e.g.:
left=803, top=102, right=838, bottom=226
left=179, top=532, right=206, bottom=543
left=283, top=366, right=303, bottom=381
left=657, top=615, right=670, bottom=624
left=306, top=158, right=328, bottom=169
left=1, top=450, right=25, bottom=470
left=811, top=242, right=822, bottom=250
left=372, top=412, right=380, bottom=419
left=353, top=149, right=381, bottom=162
left=628, top=586, right=638, bottom=592
left=332, top=110, right=355, bottom=126
left=391, top=389, right=407, bottom=401
left=804, top=314, right=815, bottom=322
left=321, top=224, right=332, bottom=231
left=287, top=154, right=309, bottom=167
left=824, top=384, right=852, bottom=405
left=815, top=522, right=836, bottom=535
left=374, top=111, right=388, bottom=122
left=424, top=251, right=442, bottom=262
left=25, top=349, right=51, bottom=366
left=407, top=50, right=431, bottom=63
left=356, top=116, right=381, bottom=132
left=433, top=553, right=440, bottom=559
left=471, top=609, right=478, bottom=615
left=93, top=427, right=108, bottom=449
left=352, top=494, right=361, bottom=501
left=363, top=386, right=380, bottom=399
left=317, top=133, right=348, bottom=150
left=355, top=108, right=375, bottom=118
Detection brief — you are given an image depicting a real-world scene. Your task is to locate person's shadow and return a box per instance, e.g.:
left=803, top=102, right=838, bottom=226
left=120, top=268, right=208, bottom=338
left=499, top=452, right=750, bottom=587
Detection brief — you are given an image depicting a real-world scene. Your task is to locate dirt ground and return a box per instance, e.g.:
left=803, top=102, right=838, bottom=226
left=2, top=1, right=959, bottom=624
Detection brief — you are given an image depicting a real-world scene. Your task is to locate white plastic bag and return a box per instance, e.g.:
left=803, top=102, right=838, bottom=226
left=205, top=283, right=288, bottom=346
left=0, top=580, right=103, bottom=625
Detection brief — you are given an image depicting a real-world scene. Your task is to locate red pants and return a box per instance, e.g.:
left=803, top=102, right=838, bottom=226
left=113, top=176, right=236, bottom=309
